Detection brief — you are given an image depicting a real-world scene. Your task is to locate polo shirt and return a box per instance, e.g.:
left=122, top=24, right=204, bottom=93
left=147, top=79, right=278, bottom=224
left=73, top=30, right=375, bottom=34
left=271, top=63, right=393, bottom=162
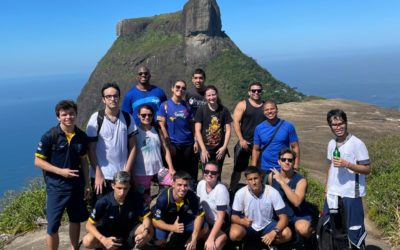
left=88, top=191, right=150, bottom=238
left=35, top=124, right=88, bottom=193
left=232, top=185, right=285, bottom=231
left=152, top=187, right=204, bottom=225
left=253, top=119, right=298, bottom=171
left=122, top=85, right=167, bottom=125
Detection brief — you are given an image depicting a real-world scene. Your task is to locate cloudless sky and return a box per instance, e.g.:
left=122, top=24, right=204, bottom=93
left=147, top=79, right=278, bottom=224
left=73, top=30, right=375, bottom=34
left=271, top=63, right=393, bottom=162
left=1, top=0, right=399, bottom=82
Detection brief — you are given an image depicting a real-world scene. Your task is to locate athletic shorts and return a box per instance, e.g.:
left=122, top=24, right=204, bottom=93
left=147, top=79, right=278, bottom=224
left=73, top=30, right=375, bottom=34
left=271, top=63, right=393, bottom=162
left=246, top=220, right=278, bottom=237
left=288, top=213, right=312, bottom=224
left=233, top=142, right=253, bottom=172
left=96, top=223, right=140, bottom=249
left=46, top=191, right=88, bottom=234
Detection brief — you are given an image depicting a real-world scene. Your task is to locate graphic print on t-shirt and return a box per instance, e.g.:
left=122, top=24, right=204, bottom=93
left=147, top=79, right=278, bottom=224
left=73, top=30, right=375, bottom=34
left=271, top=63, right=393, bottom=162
left=206, top=115, right=222, bottom=147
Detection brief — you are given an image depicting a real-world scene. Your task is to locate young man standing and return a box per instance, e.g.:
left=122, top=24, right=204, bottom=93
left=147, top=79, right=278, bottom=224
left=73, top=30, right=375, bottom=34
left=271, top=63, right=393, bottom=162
left=122, top=66, right=167, bottom=125
left=229, top=166, right=292, bottom=249
left=82, top=171, right=153, bottom=250
left=152, top=171, right=206, bottom=249
left=86, top=83, right=137, bottom=202
left=324, top=109, right=371, bottom=250
left=185, top=68, right=207, bottom=116
left=230, top=82, right=266, bottom=193
left=34, top=100, right=90, bottom=250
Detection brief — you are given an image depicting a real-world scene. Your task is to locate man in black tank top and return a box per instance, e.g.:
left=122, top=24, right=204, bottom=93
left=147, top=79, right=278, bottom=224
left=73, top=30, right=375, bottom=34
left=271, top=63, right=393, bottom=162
left=230, top=82, right=266, bottom=193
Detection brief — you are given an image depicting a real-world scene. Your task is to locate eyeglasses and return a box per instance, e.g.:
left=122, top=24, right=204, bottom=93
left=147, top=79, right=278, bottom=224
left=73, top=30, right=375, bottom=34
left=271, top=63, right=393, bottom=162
left=103, top=95, right=120, bottom=100
left=204, top=170, right=218, bottom=176
left=140, top=113, right=153, bottom=118
left=280, top=158, right=294, bottom=163
left=330, top=122, right=345, bottom=128
left=175, top=85, right=187, bottom=91
left=138, top=72, right=149, bottom=76
left=250, top=89, right=262, bottom=93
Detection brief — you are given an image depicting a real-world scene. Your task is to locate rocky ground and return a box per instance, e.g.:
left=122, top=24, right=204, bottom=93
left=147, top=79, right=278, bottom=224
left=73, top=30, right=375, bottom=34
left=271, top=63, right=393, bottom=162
left=4, top=99, right=400, bottom=249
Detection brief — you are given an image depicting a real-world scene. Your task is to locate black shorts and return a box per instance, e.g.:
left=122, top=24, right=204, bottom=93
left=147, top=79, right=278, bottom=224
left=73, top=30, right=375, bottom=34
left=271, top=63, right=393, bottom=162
left=233, top=142, right=253, bottom=172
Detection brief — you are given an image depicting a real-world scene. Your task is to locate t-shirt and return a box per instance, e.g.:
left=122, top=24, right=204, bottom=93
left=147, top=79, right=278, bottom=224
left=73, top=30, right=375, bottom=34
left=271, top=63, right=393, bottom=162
left=196, top=180, right=229, bottom=225
left=35, top=124, right=88, bottom=193
left=86, top=111, right=138, bottom=180
left=253, top=119, right=298, bottom=171
left=134, top=126, right=163, bottom=176
left=327, top=134, right=370, bottom=198
left=157, top=99, right=194, bottom=145
left=122, top=85, right=167, bottom=125
left=194, top=104, right=232, bottom=152
left=232, top=185, right=285, bottom=231
left=152, top=187, right=204, bottom=225
left=185, top=88, right=206, bottom=115
left=88, top=191, right=150, bottom=238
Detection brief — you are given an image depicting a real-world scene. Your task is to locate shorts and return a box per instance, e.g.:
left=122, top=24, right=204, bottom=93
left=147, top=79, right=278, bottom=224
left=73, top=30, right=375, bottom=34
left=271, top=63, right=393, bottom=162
left=46, top=191, right=88, bottom=234
left=96, top=223, right=140, bottom=250
left=233, top=142, right=253, bottom=172
left=288, top=213, right=312, bottom=224
left=246, top=220, right=278, bottom=237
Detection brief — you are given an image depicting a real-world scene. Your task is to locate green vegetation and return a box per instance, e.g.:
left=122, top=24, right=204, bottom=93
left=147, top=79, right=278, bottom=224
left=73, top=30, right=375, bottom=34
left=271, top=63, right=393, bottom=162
left=0, top=178, right=45, bottom=235
left=367, top=134, right=400, bottom=247
left=301, top=168, right=325, bottom=210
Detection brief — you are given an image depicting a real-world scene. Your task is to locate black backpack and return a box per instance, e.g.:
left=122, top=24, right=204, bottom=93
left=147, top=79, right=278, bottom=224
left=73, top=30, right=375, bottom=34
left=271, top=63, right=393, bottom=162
left=96, top=109, right=131, bottom=135
left=316, top=198, right=351, bottom=250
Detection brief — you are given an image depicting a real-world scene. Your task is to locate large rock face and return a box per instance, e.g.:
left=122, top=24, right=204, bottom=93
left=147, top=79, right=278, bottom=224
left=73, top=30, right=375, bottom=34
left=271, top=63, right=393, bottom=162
left=76, top=0, right=304, bottom=126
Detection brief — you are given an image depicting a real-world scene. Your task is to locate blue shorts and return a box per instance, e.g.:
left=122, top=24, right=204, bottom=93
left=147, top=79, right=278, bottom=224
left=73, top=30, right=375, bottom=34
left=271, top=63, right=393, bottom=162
left=46, top=191, right=88, bottom=234
left=246, top=220, right=278, bottom=237
left=323, top=197, right=366, bottom=248
left=155, top=219, right=206, bottom=240
left=288, top=213, right=312, bottom=224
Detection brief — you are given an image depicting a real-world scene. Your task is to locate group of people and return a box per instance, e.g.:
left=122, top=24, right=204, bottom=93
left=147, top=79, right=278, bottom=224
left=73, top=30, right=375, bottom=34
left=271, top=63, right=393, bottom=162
left=34, top=66, right=370, bottom=250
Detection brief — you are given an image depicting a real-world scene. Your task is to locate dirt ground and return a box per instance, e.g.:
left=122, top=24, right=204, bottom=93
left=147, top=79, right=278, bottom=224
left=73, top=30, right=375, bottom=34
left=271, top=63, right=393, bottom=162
left=4, top=99, right=400, bottom=249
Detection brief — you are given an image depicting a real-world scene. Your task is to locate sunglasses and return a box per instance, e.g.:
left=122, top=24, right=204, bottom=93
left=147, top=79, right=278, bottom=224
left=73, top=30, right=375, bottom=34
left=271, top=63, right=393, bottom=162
left=204, top=170, right=218, bottom=176
left=138, top=72, right=149, bottom=76
left=280, top=158, right=294, bottom=163
left=250, top=89, right=262, bottom=93
left=140, top=113, right=153, bottom=118
left=175, top=85, right=187, bottom=91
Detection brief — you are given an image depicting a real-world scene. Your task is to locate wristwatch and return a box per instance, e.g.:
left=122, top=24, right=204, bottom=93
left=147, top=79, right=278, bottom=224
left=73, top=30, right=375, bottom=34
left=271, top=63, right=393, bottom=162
left=273, top=227, right=281, bottom=237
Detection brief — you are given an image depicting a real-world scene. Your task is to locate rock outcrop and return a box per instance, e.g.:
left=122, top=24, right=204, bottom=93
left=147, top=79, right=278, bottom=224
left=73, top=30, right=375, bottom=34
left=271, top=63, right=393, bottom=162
left=76, top=0, right=304, bottom=126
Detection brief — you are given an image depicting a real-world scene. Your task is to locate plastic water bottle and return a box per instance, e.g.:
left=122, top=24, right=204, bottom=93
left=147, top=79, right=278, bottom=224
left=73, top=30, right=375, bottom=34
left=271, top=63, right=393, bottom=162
left=333, top=147, right=341, bottom=167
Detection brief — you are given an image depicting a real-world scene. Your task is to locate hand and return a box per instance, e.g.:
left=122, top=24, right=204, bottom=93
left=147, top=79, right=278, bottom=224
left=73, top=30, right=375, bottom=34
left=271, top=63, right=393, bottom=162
left=216, top=146, right=226, bottom=160
left=332, top=157, right=348, bottom=168
left=134, top=231, right=148, bottom=248
left=204, top=237, right=216, bottom=250
left=200, top=150, right=210, bottom=163
left=239, top=139, right=249, bottom=151
left=241, top=217, right=252, bottom=228
left=185, top=237, right=197, bottom=250
left=173, top=216, right=184, bottom=233
left=100, top=236, right=122, bottom=250
left=95, top=171, right=106, bottom=195
left=271, top=168, right=284, bottom=184
left=169, top=168, right=176, bottom=177
left=193, top=141, right=199, bottom=154
left=261, top=231, right=277, bottom=246
left=58, top=168, right=79, bottom=178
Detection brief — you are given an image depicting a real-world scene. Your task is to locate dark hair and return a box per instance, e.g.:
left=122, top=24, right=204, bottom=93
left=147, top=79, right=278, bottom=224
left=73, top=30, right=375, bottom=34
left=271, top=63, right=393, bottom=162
left=173, top=170, right=192, bottom=182
left=244, top=166, right=262, bottom=177
left=264, top=99, right=277, bottom=109
left=248, top=82, right=263, bottom=91
left=138, top=104, right=154, bottom=115
left=204, top=85, right=222, bottom=105
left=278, top=148, right=296, bottom=160
left=113, top=171, right=131, bottom=185
left=55, top=100, right=77, bottom=117
left=327, top=109, right=348, bottom=126
left=204, top=161, right=220, bottom=172
left=192, top=68, right=206, bottom=79
left=101, top=82, right=120, bottom=97
left=171, top=79, right=187, bottom=88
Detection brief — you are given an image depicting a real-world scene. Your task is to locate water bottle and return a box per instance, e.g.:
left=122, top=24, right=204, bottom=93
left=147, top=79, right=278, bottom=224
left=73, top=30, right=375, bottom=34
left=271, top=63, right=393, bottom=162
left=333, top=147, right=340, bottom=167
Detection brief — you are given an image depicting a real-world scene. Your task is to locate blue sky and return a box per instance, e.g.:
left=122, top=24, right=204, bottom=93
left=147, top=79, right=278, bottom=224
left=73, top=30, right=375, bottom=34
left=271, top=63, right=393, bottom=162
left=1, top=0, right=399, bottom=86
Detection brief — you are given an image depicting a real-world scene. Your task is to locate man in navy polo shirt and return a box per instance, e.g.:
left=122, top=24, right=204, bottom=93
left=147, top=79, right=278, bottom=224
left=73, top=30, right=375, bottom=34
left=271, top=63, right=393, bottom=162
left=122, top=66, right=167, bottom=125
left=152, top=171, right=205, bottom=249
left=34, top=100, right=90, bottom=250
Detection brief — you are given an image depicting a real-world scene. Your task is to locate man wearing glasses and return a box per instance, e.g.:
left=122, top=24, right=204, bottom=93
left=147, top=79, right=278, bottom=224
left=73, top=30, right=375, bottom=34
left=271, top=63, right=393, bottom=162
left=86, top=83, right=138, bottom=203
left=122, top=66, right=167, bottom=125
left=230, top=82, right=266, bottom=194
left=323, top=109, right=370, bottom=250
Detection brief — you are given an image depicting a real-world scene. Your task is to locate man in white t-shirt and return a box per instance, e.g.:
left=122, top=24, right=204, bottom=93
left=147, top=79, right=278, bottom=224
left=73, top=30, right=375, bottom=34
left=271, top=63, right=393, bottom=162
left=86, top=83, right=137, bottom=203
left=324, top=109, right=371, bottom=250
left=229, top=166, right=291, bottom=248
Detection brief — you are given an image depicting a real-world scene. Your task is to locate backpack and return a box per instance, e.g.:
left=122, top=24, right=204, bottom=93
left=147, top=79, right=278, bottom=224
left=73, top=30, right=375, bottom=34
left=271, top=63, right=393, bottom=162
left=96, top=109, right=131, bottom=135
left=316, top=198, right=351, bottom=250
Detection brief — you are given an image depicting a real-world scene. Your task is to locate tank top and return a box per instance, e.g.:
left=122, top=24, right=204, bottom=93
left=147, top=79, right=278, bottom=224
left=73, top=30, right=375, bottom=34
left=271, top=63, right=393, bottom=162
left=241, top=99, right=265, bottom=142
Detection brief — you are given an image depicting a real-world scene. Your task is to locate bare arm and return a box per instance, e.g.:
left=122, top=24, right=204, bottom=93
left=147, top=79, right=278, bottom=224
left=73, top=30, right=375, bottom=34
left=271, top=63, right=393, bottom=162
left=231, top=214, right=252, bottom=228
left=233, top=101, right=249, bottom=149
left=261, top=213, right=288, bottom=245
left=206, top=210, right=225, bottom=243
left=332, top=157, right=371, bottom=175
left=158, top=118, right=170, bottom=143
left=195, top=122, right=209, bottom=163
left=271, top=169, right=307, bottom=207
left=87, top=141, right=105, bottom=194
left=124, top=135, right=137, bottom=173
left=216, top=123, right=231, bottom=160
left=251, top=144, right=261, bottom=166
left=185, top=215, right=204, bottom=250
left=290, top=141, right=300, bottom=170
left=160, top=134, right=175, bottom=175
left=86, top=220, right=120, bottom=249
left=152, top=217, right=184, bottom=233
left=34, top=156, right=79, bottom=178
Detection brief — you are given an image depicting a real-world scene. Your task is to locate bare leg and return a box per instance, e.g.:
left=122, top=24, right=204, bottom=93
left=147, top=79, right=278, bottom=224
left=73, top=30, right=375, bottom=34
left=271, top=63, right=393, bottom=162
left=46, top=233, right=59, bottom=250
left=69, top=222, right=81, bottom=250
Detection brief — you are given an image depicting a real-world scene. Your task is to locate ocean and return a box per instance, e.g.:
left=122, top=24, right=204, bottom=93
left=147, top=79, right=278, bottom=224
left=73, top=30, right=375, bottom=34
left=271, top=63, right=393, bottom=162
left=0, top=72, right=398, bottom=196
